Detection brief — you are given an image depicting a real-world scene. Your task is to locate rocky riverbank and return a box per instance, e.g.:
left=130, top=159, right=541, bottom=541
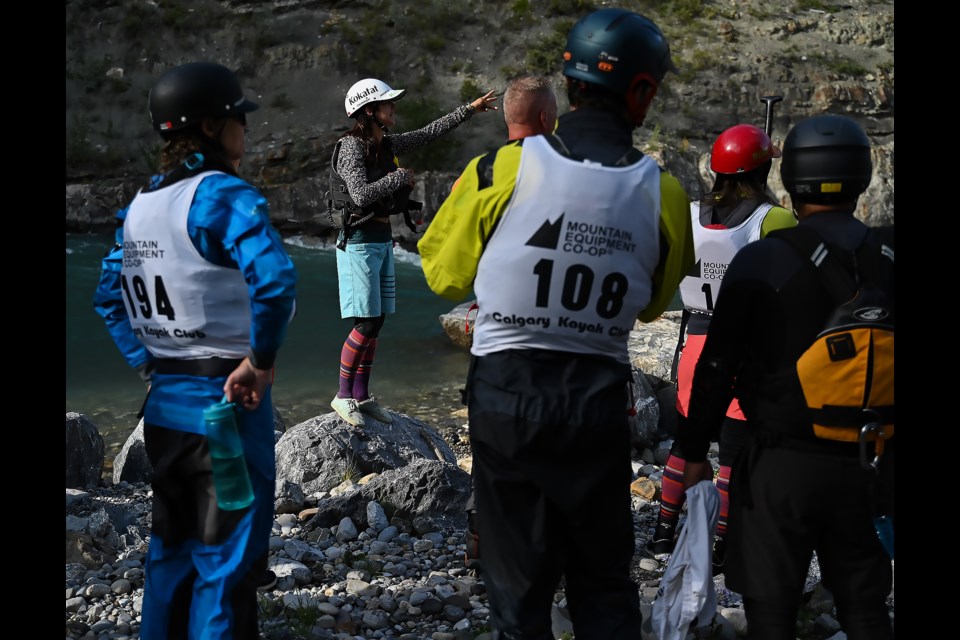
left=66, top=409, right=894, bottom=639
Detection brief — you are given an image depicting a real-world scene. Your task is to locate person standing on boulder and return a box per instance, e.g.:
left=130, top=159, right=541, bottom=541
left=648, top=124, right=796, bottom=574
left=419, top=9, right=694, bottom=637
left=679, top=114, right=894, bottom=638
left=93, top=62, right=297, bottom=639
left=327, top=77, right=499, bottom=428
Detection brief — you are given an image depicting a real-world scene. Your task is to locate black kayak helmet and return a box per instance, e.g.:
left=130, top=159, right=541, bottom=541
left=149, top=62, right=259, bottom=139
left=562, top=8, right=677, bottom=124
left=780, top=114, right=872, bottom=205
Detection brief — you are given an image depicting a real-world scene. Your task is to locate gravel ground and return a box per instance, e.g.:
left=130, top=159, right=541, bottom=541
left=66, top=385, right=893, bottom=639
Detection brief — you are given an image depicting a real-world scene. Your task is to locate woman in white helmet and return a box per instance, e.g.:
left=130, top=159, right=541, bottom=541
left=328, top=77, right=498, bottom=427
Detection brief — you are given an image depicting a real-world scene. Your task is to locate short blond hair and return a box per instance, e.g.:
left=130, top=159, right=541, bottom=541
left=503, top=75, right=555, bottom=127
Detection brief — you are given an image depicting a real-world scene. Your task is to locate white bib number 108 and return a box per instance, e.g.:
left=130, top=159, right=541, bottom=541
left=532, top=258, right=628, bottom=320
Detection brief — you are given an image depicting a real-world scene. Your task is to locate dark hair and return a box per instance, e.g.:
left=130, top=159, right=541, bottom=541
left=342, top=109, right=383, bottom=164
left=701, top=163, right=777, bottom=210
left=566, top=78, right=627, bottom=113
left=157, top=119, right=239, bottom=176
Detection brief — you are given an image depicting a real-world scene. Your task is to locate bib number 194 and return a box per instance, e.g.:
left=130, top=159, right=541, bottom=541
left=121, top=274, right=176, bottom=320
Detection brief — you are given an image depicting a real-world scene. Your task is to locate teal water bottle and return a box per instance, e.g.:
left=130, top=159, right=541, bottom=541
left=203, top=397, right=254, bottom=510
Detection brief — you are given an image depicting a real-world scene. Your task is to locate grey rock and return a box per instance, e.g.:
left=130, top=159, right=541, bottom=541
left=306, top=459, right=470, bottom=534
left=442, top=604, right=466, bottom=622
left=378, top=525, right=399, bottom=542
left=84, top=583, right=111, bottom=599
left=438, top=301, right=477, bottom=350
left=66, top=413, right=104, bottom=489
left=66, top=488, right=89, bottom=509
left=367, top=500, right=389, bottom=532
left=110, top=579, right=132, bottom=595
left=627, top=313, right=681, bottom=383
left=420, top=597, right=443, bottom=614
left=112, top=419, right=152, bottom=485
left=807, top=582, right=836, bottom=614
left=815, top=613, right=842, bottom=634
left=628, top=366, right=661, bottom=447
left=274, top=412, right=457, bottom=512
left=271, top=557, right=312, bottom=586
left=275, top=479, right=307, bottom=515
left=90, top=620, right=115, bottom=634
left=65, top=596, right=87, bottom=612
left=362, top=609, right=390, bottom=629
left=720, top=607, right=748, bottom=636
left=335, top=516, right=358, bottom=543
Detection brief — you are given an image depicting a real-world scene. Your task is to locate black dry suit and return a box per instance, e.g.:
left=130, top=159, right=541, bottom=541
left=326, top=137, right=422, bottom=249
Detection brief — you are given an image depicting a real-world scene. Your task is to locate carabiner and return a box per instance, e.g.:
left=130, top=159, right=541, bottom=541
left=859, top=411, right=889, bottom=471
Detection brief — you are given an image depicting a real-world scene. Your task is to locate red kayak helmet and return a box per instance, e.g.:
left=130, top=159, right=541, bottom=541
left=710, top=124, right=781, bottom=175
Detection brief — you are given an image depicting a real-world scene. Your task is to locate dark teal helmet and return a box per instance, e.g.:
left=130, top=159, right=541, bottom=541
left=149, top=62, right=259, bottom=140
left=562, top=9, right=677, bottom=100
left=780, top=114, right=872, bottom=205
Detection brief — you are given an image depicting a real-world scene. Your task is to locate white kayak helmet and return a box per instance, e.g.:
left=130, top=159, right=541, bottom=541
left=344, top=78, right=406, bottom=118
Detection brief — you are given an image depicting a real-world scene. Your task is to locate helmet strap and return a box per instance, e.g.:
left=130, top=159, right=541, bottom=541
left=366, top=104, right=389, bottom=135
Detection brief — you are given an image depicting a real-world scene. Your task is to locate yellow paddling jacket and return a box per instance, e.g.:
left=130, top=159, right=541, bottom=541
left=419, top=136, right=693, bottom=329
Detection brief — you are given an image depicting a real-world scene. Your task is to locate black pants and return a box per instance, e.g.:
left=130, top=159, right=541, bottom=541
left=467, top=351, right=643, bottom=640
left=144, top=424, right=262, bottom=640
left=726, top=442, right=894, bottom=639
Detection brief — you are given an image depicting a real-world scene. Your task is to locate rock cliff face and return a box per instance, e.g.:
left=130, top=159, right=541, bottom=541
left=66, top=0, right=894, bottom=247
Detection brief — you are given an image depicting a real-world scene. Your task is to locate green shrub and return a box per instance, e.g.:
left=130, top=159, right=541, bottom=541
left=524, top=20, right=574, bottom=76
left=270, top=93, right=296, bottom=111
left=511, top=0, right=533, bottom=22
left=424, top=34, right=446, bottom=52
left=676, top=48, right=716, bottom=83
left=824, top=56, right=868, bottom=76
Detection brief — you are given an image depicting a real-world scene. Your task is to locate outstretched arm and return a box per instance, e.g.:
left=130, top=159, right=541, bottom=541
left=389, top=89, right=499, bottom=156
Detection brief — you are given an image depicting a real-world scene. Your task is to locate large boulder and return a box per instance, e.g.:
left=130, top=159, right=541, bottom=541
left=305, top=459, right=471, bottom=535
left=66, top=412, right=104, bottom=489
left=274, top=409, right=457, bottom=513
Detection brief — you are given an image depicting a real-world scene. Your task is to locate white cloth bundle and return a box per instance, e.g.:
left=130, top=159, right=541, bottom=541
left=650, top=480, right=720, bottom=640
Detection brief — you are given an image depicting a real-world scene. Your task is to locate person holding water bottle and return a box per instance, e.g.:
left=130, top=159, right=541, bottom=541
left=93, top=62, right=297, bottom=639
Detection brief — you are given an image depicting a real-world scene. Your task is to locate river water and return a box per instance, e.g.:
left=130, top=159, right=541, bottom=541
left=66, top=233, right=473, bottom=468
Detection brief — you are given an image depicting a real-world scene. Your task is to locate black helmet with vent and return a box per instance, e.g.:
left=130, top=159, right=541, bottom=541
left=149, top=62, right=259, bottom=139
left=780, top=114, right=872, bottom=205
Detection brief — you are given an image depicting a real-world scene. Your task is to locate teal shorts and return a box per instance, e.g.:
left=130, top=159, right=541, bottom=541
left=336, top=241, right=396, bottom=319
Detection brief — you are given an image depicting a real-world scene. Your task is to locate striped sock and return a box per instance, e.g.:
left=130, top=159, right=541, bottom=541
left=655, top=453, right=687, bottom=540
left=716, top=463, right=732, bottom=538
left=352, top=338, right=377, bottom=402
left=338, top=329, right=374, bottom=398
